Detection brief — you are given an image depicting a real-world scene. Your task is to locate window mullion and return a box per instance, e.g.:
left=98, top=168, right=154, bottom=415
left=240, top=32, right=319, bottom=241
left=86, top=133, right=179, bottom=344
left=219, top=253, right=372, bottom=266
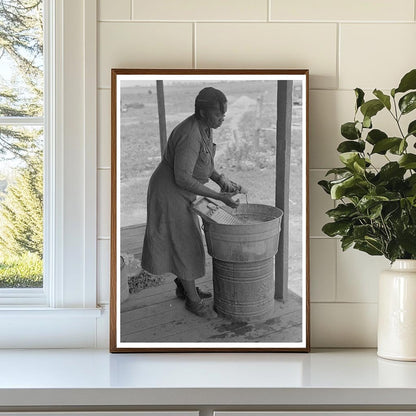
left=0, top=117, right=44, bottom=126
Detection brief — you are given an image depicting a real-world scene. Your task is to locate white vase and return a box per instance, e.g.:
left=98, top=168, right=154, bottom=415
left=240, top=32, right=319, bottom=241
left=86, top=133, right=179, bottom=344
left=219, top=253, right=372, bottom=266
left=378, top=259, right=416, bottom=361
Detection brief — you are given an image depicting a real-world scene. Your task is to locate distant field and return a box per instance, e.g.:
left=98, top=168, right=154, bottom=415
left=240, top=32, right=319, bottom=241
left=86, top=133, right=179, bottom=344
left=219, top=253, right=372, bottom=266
left=119, top=80, right=304, bottom=294
left=0, top=253, right=43, bottom=288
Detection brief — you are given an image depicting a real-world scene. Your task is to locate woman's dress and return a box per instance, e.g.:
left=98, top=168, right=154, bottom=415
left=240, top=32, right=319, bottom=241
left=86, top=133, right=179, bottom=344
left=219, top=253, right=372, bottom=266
left=141, top=114, right=215, bottom=281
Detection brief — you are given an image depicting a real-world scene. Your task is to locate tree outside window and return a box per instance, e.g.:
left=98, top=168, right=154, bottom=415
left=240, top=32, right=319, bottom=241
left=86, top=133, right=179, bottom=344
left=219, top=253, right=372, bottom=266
left=0, top=0, right=44, bottom=288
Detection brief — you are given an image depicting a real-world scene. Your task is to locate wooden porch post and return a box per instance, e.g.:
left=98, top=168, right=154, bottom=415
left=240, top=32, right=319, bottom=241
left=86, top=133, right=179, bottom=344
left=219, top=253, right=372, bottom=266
left=156, top=80, right=167, bottom=155
left=275, top=80, right=293, bottom=302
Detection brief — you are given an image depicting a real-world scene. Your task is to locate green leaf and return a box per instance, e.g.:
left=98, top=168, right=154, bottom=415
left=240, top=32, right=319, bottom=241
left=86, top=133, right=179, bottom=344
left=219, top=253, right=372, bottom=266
left=373, top=89, right=391, bottom=110
left=398, top=139, right=408, bottom=155
left=341, top=235, right=355, bottom=251
left=365, top=236, right=384, bottom=252
left=407, top=120, right=416, bottom=137
left=369, top=203, right=383, bottom=220
left=328, top=175, right=354, bottom=186
left=384, top=204, right=400, bottom=222
left=389, top=139, right=408, bottom=155
left=400, top=198, right=411, bottom=211
left=339, top=152, right=361, bottom=167
left=352, top=224, right=374, bottom=240
left=322, top=221, right=351, bottom=237
left=355, top=88, right=365, bottom=110
left=407, top=196, right=416, bottom=207
left=357, top=195, right=389, bottom=212
left=337, top=140, right=365, bottom=153
left=349, top=196, right=361, bottom=205
left=363, top=116, right=372, bottom=129
left=405, top=175, right=416, bottom=197
left=410, top=206, right=416, bottom=221
left=330, top=175, right=370, bottom=200
left=386, top=240, right=403, bottom=263
left=354, top=241, right=383, bottom=256
left=339, top=152, right=356, bottom=166
left=398, top=227, right=416, bottom=255
left=353, top=158, right=367, bottom=174
left=326, top=203, right=357, bottom=220
left=374, top=184, right=388, bottom=195
left=366, top=129, right=388, bottom=145
left=371, top=137, right=402, bottom=154
left=399, top=92, right=416, bottom=115
left=395, top=69, right=416, bottom=94
left=330, top=182, right=347, bottom=200
left=341, top=122, right=361, bottom=140
left=406, top=174, right=416, bottom=187
left=378, top=162, right=406, bottom=181
left=330, top=176, right=359, bottom=199
left=318, top=180, right=331, bottom=194
left=399, top=154, right=416, bottom=169
left=360, top=99, right=384, bottom=119
left=325, top=167, right=352, bottom=176
left=384, top=190, right=403, bottom=201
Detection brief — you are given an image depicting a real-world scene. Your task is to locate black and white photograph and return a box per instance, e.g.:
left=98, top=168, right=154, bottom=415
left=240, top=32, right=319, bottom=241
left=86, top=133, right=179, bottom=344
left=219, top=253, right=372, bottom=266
left=110, top=69, right=309, bottom=352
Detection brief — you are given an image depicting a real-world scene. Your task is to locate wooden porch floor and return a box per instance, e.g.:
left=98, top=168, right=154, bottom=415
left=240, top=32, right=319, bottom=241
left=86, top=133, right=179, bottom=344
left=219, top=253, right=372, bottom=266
left=120, top=224, right=303, bottom=343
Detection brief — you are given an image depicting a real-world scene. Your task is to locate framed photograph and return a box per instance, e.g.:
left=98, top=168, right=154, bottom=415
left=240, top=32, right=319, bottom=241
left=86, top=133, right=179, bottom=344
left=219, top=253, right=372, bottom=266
left=110, top=69, right=310, bottom=352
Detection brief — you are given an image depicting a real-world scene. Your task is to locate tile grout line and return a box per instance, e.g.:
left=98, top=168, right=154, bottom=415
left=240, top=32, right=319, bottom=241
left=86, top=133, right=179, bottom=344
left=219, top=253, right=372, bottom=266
left=97, top=19, right=415, bottom=24
left=310, top=235, right=340, bottom=239
left=193, top=22, right=197, bottom=69
left=333, top=192, right=339, bottom=303
left=130, top=0, right=133, bottom=20
left=336, top=22, right=341, bottom=90
left=268, top=0, right=271, bottom=22
left=311, top=301, right=378, bottom=305
left=309, top=168, right=337, bottom=171
left=333, top=228, right=339, bottom=303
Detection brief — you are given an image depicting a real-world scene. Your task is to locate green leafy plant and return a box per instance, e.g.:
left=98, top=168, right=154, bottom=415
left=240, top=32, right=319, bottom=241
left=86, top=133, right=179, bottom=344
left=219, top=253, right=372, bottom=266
left=319, top=69, right=416, bottom=262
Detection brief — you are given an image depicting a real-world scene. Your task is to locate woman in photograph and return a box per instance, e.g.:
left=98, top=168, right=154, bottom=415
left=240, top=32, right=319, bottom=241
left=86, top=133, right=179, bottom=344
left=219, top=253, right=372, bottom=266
left=141, top=87, right=244, bottom=318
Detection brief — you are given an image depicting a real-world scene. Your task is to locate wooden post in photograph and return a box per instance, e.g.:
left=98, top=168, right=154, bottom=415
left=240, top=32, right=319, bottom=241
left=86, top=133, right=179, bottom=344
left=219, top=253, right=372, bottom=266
left=275, top=80, right=293, bottom=302
left=156, top=80, right=167, bottom=155
left=254, top=94, right=264, bottom=150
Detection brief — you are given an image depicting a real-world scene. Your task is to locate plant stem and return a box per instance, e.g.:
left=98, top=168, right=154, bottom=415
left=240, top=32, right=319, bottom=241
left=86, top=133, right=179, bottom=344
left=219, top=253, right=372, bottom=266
left=390, top=97, right=406, bottom=139
left=379, top=214, right=392, bottom=241
left=365, top=238, right=384, bottom=255
left=396, top=117, right=406, bottom=139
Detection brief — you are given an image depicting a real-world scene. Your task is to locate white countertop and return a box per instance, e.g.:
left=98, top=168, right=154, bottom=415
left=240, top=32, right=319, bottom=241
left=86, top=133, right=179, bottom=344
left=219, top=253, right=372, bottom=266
left=0, top=348, right=416, bottom=408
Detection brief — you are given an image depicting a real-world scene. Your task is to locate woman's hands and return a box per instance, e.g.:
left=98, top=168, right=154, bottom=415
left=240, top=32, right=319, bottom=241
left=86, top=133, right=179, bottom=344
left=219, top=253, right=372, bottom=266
left=218, top=174, right=247, bottom=194
left=207, top=171, right=247, bottom=208
left=218, top=175, right=236, bottom=192
left=220, top=192, right=240, bottom=209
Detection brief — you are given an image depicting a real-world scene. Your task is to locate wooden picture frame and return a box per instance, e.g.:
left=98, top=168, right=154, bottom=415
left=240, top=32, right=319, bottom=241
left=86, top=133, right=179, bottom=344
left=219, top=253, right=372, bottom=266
left=110, top=69, right=310, bottom=352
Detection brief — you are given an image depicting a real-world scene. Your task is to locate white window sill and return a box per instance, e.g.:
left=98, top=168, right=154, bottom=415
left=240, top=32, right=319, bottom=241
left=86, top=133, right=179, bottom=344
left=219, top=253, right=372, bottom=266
left=0, top=289, right=47, bottom=306
left=0, top=306, right=102, bottom=317
left=0, top=307, right=103, bottom=348
left=0, top=349, right=415, bottom=410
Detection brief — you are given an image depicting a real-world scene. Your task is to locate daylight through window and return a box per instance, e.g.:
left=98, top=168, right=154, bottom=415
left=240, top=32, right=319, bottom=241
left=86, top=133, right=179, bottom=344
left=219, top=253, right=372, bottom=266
left=0, top=0, right=44, bottom=289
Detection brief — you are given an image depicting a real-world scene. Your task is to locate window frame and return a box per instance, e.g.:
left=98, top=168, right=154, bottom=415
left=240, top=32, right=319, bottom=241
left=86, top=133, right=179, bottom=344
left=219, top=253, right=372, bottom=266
left=0, top=0, right=100, bottom=348
left=0, top=1, right=49, bottom=305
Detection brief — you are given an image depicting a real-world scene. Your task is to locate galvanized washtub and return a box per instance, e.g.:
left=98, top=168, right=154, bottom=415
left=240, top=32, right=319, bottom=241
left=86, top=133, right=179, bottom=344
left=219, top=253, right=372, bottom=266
left=193, top=199, right=283, bottom=322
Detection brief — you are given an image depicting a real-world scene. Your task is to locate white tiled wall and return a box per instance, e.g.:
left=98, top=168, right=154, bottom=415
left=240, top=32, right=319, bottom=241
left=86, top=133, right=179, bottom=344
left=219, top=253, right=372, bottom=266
left=96, top=0, right=416, bottom=347
left=195, top=23, right=338, bottom=89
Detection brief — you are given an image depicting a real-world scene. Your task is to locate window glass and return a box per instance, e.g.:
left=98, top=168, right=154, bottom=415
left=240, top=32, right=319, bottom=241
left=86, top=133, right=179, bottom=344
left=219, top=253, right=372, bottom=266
left=0, top=0, right=44, bottom=289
